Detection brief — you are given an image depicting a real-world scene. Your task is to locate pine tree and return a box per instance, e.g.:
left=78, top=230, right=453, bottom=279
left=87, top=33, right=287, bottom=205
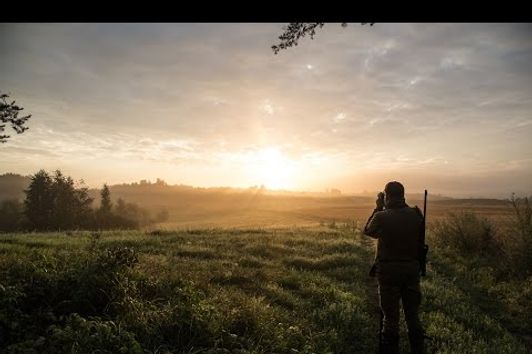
left=23, top=170, right=53, bottom=230
left=74, top=183, right=94, bottom=229
left=100, top=184, right=112, bottom=215
left=97, top=184, right=113, bottom=228
left=50, top=170, right=77, bottom=230
left=23, top=169, right=94, bottom=231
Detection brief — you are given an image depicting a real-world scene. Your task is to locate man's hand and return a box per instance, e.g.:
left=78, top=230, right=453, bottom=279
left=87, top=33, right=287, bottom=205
left=376, top=192, right=385, bottom=211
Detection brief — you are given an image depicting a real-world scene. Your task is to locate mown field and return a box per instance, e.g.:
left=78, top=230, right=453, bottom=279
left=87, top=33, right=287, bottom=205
left=1, top=226, right=530, bottom=353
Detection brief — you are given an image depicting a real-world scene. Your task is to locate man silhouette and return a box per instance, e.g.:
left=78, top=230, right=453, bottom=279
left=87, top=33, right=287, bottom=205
left=364, top=181, right=426, bottom=354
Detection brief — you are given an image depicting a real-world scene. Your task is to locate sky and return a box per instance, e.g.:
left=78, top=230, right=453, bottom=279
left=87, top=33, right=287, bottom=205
left=1, top=23, right=531, bottom=198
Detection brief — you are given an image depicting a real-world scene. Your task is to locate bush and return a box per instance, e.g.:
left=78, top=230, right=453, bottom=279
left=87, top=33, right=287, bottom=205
left=431, top=196, right=532, bottom=279
left=431, top=212, right=499, bottom=256
left=0, top=245, right=140, bottom=350
left=6, top=313, right=143, bottom=354
left=328, top=219, right=337, bottom=229
left=506, top=195, right=532, bottom=278
left=0, top=199, right=24, bottom=232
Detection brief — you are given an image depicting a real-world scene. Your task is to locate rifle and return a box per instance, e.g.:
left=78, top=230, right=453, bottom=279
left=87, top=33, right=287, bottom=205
left=420, top=189, right=429, bottom=277
left=378, top=309, right=384, bottom=352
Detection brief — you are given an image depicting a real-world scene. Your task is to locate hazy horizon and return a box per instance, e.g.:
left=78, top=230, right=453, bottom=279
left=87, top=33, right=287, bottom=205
left=2, top=23, right=532, bottom=199
left=0, top=171, right=521, bottom=201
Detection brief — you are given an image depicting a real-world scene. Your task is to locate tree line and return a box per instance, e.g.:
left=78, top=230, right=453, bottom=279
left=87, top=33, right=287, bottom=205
left=0, top=169, right=168, bottom=232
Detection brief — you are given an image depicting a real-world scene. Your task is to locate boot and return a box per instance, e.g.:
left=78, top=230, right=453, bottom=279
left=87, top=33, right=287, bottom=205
left=380, top=332, right=399, bottom=354
left=408, top=331, right=426, bottom=354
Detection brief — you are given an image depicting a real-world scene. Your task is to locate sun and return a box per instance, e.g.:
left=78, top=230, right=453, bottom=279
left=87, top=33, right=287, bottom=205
left=250, top=147, right=297, bottom=190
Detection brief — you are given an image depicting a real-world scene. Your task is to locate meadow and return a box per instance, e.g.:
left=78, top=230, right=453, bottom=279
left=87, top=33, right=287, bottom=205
left=3, top=20, right=532, bottom=354
left=1, top=218, right=530, bottom=353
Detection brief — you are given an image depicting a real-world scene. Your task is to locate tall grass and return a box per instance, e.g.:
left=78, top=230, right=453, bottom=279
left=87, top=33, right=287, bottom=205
left=427, top=195, right=532, bottom=344
left=431, top=211, right=499, bottom=256
left=507, top=195, right=532, bottom=276
left=430, top=195, right=532, bottom=278
left=0, top=223, right=529, bottom=353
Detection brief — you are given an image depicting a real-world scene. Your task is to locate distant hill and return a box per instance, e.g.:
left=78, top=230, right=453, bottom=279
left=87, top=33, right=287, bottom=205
left=0, top=172, right=516, bottom=227
left=0, top=172, right=507, bottom=209
left=0, top=172, right=502, bottom=204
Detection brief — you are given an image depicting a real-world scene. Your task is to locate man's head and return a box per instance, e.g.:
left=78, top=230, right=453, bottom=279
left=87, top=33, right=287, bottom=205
left=384, top=181, right=405, bottom=206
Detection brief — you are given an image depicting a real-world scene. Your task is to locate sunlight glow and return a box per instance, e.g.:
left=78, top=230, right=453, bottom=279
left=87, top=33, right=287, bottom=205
left=248, top=147, right=298, bottom=190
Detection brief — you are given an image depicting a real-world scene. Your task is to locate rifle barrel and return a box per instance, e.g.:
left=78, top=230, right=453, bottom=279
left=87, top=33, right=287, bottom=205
left=423, top=189, right=427, bottom=220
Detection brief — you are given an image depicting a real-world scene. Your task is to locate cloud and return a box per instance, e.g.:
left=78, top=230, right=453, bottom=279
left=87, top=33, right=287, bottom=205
left=1, top=23, right=531, bottom=197
left=260, top=100, right=275, bottom=115
left=333, top=112, right=346, bottom=123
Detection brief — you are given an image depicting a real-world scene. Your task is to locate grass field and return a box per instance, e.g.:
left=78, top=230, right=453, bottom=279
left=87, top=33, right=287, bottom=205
left=150, top=195, right=515, bottom=230
left=1, top=226, right=530, bottom=353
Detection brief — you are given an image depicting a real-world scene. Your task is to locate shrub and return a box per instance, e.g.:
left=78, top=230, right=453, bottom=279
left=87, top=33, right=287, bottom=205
left=0, top=199, right=24, bottom=232
left=5, top=313, right=143, bottom=354
left=506, top=195, right=532, bottom=277
left=0, top=245, right=140, bottom=350
left=328, top=219, right=337, bottom=229
left=431, top=212, right=499, bottom=256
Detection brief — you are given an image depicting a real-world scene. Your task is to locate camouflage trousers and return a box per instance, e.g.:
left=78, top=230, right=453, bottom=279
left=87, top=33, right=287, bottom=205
left=377, top=261, right=424, bottom=337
